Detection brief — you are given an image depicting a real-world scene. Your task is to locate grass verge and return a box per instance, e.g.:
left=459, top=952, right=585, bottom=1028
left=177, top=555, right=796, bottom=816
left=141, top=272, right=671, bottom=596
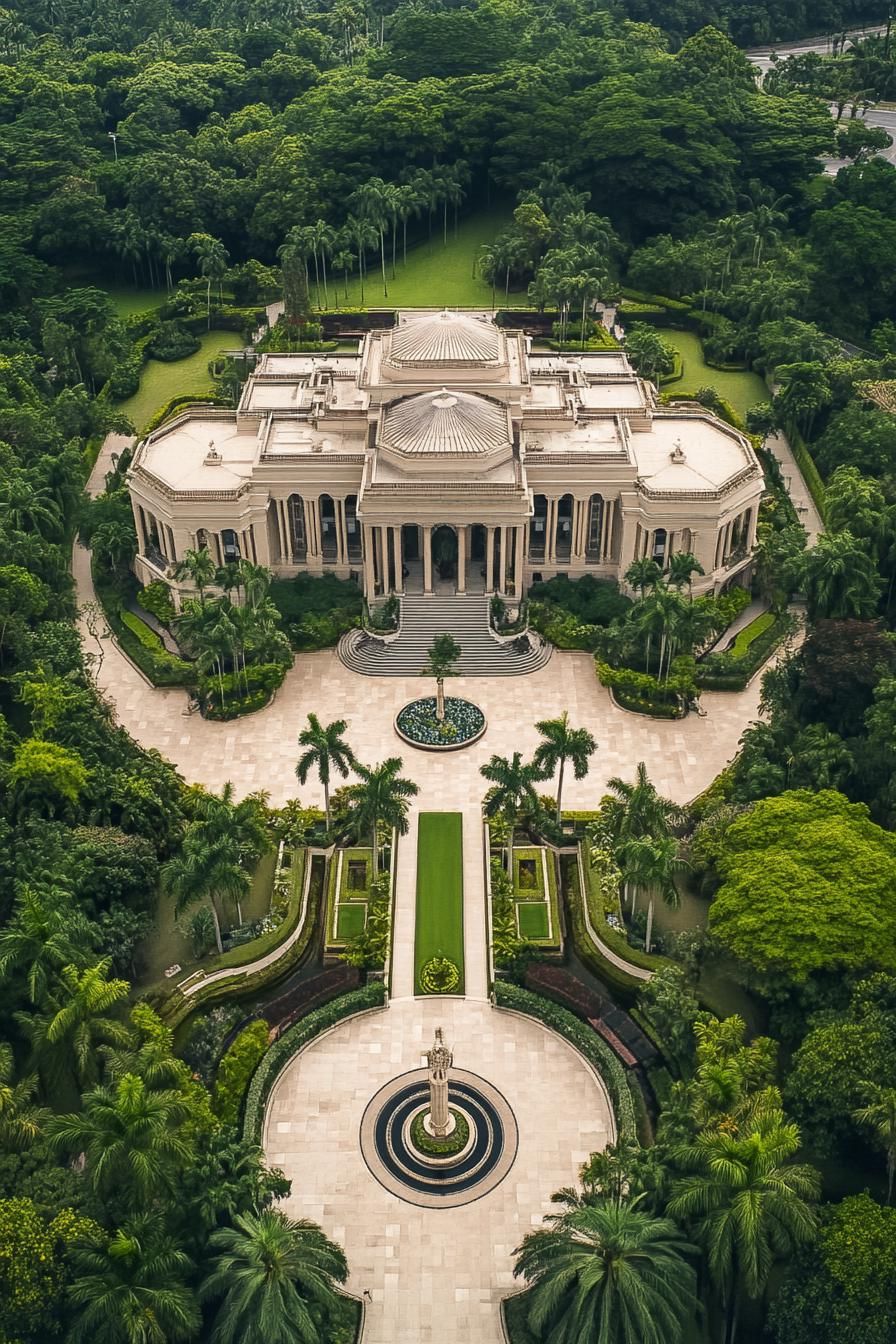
left=414, top=812, right=465, bottom=994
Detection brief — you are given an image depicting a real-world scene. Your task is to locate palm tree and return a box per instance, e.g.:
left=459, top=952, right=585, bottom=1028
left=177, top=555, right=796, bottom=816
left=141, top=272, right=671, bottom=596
left=22, top=959, right=131, bottom=1092
left=422, top=633, right=461, bottom=722
left=618, top=834, right=689, bottom=951
left=0, top=886, right=94, bottom=1005
left=396, top=182, right=423, bottom=265
left=332, top=247, right=355, bottom=301
left=342, top=757, right=419, bottom=875
left=295, top=714, right=355, bottom=828
left=853, top=1085, right=896, bottom=1203
left=481, top=751, right=541, bottom=869
left=345, top=215, right=378, bottom=304
left=533, top=712, right=597, bottom=824
left=278, top=228, right=311, bottom=322
left=237, top=558, right=272, bottom=612
left=668, top=1106, right=819, bottom=1344
left=309, top=218, right=335, bottom=309
left=201, top=1208, right=348, bottom=1344
left=174, top=547, right=216, bottom=604
left=0, top=1043, right=45, bottom=1149
left=624, top=556, right=662, bottom=598
left=187, top=233, right=230, bottom=328
left=802, top=530, right=882, bottom=621
left=66, top=1218, right=200, bottom=1344
left=48, top=1074, right=192, bottom=1207
left=513, top=1194, right=698, bottom=1344
left=0, top=474, right=64, bottom=539
left=477, top=242, right=500, bottom=309
left=667, top=551, right=705, bottom=597
left=602, top=762, right=685, bottom=848
left=350, top=179, right=390, bottom=298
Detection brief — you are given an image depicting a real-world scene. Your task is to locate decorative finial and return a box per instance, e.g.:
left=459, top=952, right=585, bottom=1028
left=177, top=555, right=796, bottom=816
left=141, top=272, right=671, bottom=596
left=204, top=440, right=221, bottom=464
left=670, top=438, right=686, bottom=464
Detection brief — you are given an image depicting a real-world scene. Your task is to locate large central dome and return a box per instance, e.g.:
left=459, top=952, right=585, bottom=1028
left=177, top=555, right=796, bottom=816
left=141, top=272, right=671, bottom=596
left=388, top=310, right=502, bottom=365
left=381, top=388, right=511, bottom=458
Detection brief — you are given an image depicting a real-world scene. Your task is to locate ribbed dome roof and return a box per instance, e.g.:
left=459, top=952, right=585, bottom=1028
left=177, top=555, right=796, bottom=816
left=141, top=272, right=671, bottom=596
left=381, top=389, right=510, bottom=457
left=389, top=310, right=501, bottom=364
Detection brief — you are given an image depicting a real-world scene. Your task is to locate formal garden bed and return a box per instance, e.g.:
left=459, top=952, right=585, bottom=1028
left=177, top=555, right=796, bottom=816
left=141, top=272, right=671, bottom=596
left=414, top=813, right=465, bottom=995
left=395, top=696, right=486, bottom=750
left=324, top=844, right=393, bottom=963
left=270, top=572, right=362, bottom=650
left=409, top=1109, right=469, bottom=1157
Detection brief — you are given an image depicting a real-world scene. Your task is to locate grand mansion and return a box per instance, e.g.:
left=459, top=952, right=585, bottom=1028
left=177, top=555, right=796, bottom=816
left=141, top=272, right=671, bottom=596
left=127, top=310, right=764, bottom=605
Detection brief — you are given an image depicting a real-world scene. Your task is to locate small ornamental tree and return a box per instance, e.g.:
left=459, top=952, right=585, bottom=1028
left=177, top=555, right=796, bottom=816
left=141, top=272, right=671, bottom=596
left=422, top=633, right=461, bottom=722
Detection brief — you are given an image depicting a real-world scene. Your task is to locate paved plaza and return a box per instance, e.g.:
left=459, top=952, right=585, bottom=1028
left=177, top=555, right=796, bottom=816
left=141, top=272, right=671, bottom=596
left=74, top=454, right=778, bottom=1341
left=264, top=998, right=615, bottom=1344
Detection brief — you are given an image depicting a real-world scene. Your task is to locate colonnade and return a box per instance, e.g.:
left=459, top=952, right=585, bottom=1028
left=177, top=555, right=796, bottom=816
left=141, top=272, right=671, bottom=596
left=530, top=495, right=618, bottom=566
left=360, top=521, right=526, bottom=602
left=269, top=494, right=361, bottom=567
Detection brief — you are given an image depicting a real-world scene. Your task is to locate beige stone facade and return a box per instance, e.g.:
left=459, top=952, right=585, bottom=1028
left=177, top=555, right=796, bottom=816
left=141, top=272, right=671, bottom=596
left=127, top=310, right=764, bottom=603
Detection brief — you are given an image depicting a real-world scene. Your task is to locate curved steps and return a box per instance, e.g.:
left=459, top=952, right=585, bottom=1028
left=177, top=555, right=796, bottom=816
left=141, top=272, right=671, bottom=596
left=337, top=595, right=553, bottom=678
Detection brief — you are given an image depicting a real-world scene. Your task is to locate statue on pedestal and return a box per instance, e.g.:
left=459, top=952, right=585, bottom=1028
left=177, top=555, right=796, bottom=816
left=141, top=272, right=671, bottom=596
left=425, top=1027, right=454, bottom=1139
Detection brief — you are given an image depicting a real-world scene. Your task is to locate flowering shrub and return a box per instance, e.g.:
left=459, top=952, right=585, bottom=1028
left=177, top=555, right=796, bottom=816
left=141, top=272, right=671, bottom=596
left=419, top=956, right=460, bottom=994
left=396, top=697, right=485, bottom=747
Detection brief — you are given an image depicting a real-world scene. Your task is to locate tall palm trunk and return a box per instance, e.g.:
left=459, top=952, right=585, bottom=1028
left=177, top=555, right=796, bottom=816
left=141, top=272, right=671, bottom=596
left=321, top=251, right=329, bottom=309
left=323, top=777, right=331, bottom=829
left=555, top=756, right=565, bottom=824
left=402, top=217, right=408, bottom=264
left=372, top=818, right=379, bottom=876
left=312, top=248, right=321, bottom=305
left=436, top=676, right=445, bottom=721
left=506, top=817, right=515, bottom=874
left=209, top=899, right=224, bottom=953
left=379, top=230, right=388, bottom=297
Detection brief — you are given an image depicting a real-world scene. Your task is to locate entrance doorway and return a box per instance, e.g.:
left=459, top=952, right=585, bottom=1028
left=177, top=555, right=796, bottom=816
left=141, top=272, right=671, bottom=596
left=431, top=525, right=458, bottom=586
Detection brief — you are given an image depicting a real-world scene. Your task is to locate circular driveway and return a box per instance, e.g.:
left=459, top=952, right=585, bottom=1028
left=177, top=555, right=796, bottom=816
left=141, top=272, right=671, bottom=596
left=263, top=997, right=615, bottom=1344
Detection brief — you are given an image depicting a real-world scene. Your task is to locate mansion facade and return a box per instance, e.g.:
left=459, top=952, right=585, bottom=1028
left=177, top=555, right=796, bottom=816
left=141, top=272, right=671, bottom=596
left=128, top=310, right=764, bottom=605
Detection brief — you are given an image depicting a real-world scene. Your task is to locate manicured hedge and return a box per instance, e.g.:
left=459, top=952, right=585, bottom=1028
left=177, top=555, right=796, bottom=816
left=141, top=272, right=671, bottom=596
left=493, top=982, right=637, bottom=1143
left=93, top=567, right=195, bottom=687
left=242, top=982, right=387, bottom=1143
left=213, top=1018, right=270, bottom=1125
left=697, top=613, right=795, bottom=691
left=788, top=426, right=828, bottom=520
left=143, top=393, right=227, bottom=435
left=121, top=609, right=164, bottom=650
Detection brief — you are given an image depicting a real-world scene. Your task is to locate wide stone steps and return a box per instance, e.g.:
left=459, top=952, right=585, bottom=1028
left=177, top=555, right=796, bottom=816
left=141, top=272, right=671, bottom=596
left=336, top=596, right=553, bottom=677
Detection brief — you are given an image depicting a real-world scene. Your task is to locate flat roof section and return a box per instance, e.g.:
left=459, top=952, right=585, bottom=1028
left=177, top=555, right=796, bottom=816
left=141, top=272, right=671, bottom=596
left=631, top=416, right=756, bottom=492
left=139, top=419, right=257, bottom=492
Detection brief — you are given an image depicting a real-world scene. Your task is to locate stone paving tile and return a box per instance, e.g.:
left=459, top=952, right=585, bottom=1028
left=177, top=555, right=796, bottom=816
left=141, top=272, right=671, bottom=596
left=265, top=999, right=615, bottom=1344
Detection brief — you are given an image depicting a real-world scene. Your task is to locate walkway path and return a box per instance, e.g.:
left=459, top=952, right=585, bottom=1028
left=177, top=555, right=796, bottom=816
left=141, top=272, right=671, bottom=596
left=766, top=430, right=824, bottom=543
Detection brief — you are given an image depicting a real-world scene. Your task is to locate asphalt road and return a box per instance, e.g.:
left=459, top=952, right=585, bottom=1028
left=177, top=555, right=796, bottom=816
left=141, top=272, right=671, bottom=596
left=744, top=25, right=896, bottom=172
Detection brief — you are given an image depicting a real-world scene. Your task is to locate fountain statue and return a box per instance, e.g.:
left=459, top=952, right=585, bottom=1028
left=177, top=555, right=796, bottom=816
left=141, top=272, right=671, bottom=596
left=424, top=1027, right=454, bottom=1139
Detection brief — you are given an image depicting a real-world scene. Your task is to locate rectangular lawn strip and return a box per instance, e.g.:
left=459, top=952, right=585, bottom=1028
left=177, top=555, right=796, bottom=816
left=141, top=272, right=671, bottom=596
left=730, top=611, right=776, bottom=658
left=517, top=903, right=551, bottom=940
left=336, top=903, right=368, bottom=942
left=414, top=813, right=465, bottom=994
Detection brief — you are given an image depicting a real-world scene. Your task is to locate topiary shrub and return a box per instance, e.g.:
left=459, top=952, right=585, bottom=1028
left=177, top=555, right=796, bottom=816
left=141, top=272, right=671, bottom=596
left=145, top=320, right=201, bottom=362
left=419, top=956, right=460, bottom=994
left=138, top=582, right=176, bottom=625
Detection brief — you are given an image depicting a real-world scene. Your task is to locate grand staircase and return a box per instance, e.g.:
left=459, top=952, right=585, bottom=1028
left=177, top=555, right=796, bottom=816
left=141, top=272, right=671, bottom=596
left=337, top=595, right=553, bottom=677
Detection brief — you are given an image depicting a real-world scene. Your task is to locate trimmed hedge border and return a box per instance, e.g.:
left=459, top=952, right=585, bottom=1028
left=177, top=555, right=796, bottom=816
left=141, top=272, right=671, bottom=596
left=493, top=982, right=637, bottom=1143
left=243, top=982, right=387, bottom=1144
left=788, top=426, right=827, bottom=521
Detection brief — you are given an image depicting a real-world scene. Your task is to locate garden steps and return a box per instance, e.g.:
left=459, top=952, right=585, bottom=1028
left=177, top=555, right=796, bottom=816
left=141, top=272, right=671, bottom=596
left=336, top=595, right=553, bottom=677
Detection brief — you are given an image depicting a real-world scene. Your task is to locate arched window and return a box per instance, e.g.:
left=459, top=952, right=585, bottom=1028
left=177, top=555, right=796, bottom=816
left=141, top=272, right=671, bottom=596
left=345, top=495, right=361, bottom=561
left=221, top=528, right=241, bottom=562
left=287, top=495, right=306, bottom=561
left=195, top=528, right=210, bottom=552
left=651, top=528, right=667, bottom=566
left=529, top=495, right=548, bottom=559
left=319, top=494, right=337, bottom=560
left=586, top=494, right=604, bottom=561
left=556, top=494, right=574, bottom=560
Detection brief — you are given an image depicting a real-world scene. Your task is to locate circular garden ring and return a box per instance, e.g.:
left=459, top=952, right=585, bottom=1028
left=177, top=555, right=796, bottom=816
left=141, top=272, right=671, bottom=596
left=394, top=696, right=487, bottom=751
left=359, top=1068, right=519, bottom=1208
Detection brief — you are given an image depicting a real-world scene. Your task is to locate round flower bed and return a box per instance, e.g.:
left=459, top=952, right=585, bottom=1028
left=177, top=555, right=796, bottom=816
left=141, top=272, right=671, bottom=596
left=409, top=1108, right=470, bottom=1157
left=419, top=956, right=460, bottom=994
left=395, top=696, right=486, bottom=751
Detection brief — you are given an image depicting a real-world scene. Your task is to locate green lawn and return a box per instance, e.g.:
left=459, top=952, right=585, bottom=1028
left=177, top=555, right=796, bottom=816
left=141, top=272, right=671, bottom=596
left=325, top=209, right=519, bottom=311
left=103, top=284, right=165, bottom=317
left=336, top=903, right=367, bottom=942
left=654, top=328, right=768, bottom=419
left=414, top=812, right=465, bottom=994
left=517, top=903, right=550, bottom=940
left=731, top=611, right=775, bottom=657
left=115, top=330, right=236, bottom=435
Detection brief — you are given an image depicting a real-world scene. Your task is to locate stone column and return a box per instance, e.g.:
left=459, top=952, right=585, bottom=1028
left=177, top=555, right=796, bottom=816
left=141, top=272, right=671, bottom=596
left=392, top=527, right=403, bottom=593
left=423, top=525, right=433, bottom=594
left=379, top=526, right=390, bottom=594
left=485, top=527, right=494, bottom=591
left=499, top=526, right=507, bottom=592
left=513, top=525, right=524, bottom=596
left=362, top=524, right=376, bottom=602
left=457, top=525, right=467, bottom=593
left=426, top=1028, right=453, bottom=1140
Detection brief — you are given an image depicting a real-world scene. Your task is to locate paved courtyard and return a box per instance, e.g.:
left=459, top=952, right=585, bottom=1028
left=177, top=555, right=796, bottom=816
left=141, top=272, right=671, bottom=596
left=264, top=997, right=615, bottom=1344
left=74, top=456, right=779, bottom=1341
